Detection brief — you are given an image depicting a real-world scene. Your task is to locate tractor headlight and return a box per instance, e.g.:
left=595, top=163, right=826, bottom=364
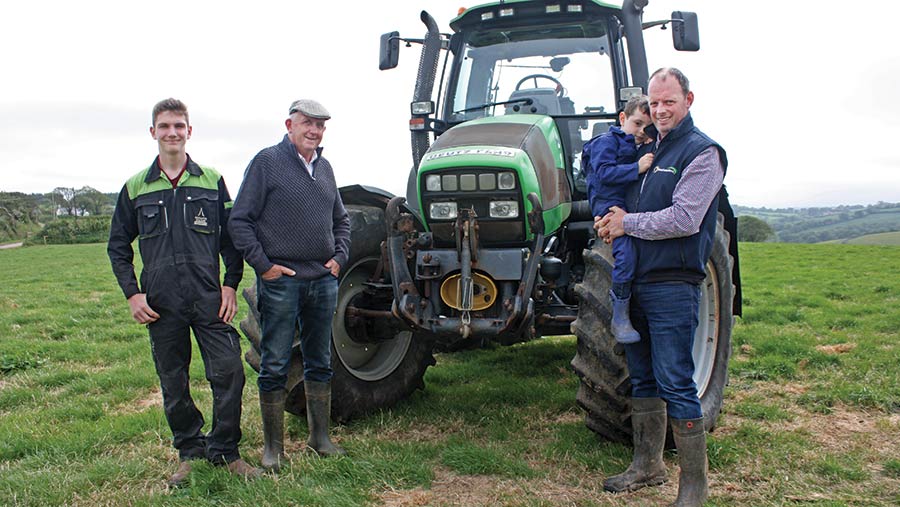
left=430, top=201, right=458, bottom=220
left=425, top=174, right=441, bottom=191
left=410, top=101, right=434, bottom=115
left=498, top=171, right=516, bottom=190
left=489, top=200, right=518, bottom=218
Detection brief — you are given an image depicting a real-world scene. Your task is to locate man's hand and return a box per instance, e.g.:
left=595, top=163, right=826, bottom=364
left=127, top=293, right=160, bottom=324
left=325, top=258, right=341, bottom=277
left=638, top=153, right=655, bottom=174
left=219, top=286, right=237, bottom=324
left=261, top=264, right=296, bottom=281
left=597, top=206, right=628, bottom=244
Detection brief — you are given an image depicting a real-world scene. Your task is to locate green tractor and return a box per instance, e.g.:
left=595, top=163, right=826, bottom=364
left=239, top=0, right=740, bottom=443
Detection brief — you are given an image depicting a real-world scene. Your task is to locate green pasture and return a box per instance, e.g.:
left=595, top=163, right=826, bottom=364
left=0, top=243, right=898, bottom=506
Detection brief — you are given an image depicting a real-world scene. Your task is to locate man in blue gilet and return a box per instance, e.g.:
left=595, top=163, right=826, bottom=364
left=597, top=68, right=727, bottom=507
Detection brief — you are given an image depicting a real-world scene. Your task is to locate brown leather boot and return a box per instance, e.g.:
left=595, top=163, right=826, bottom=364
left=166, top=460, right=192, bottom=488
left=669, top=417, right=708, bottom=507
left=226, top=458, right=263, bottom=480
left=603, top=397, right=668, bottom=493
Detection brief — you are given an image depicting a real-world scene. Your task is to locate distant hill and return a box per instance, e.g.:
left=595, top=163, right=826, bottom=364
left=822, top=231, right=900, bottom=246
left=734, top=202, right=900, bottom=244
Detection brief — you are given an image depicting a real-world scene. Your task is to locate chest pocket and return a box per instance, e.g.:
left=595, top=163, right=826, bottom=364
left=135, top=195, right=168, bottom=239
left=183, top=189, right=218, bottom=235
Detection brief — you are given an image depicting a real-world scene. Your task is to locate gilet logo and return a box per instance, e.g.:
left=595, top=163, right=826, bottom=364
left=653, top=166, right=678, bottom=175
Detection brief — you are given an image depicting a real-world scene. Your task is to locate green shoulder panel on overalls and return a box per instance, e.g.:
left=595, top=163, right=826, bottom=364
left=125, top=165, right=229, bottom=203
left=182, top=166, right=233, bottom=208
left=125, top=167, right=170, bottom=200
left=181, top=165, right=222, bottom=191
left=194, top=166, right=235, bottom=209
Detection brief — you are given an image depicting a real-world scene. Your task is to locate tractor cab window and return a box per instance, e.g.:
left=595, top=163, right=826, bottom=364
left=445, top=25, right=619, bottom=190
left=447, top=30, right=616, bottom=124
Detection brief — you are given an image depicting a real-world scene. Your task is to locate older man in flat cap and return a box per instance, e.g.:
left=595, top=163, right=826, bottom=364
left=229, top=99, right=351, bottom=470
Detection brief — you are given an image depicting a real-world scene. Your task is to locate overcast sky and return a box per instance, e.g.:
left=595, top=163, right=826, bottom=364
left=2, top=0, right=898, bottom=208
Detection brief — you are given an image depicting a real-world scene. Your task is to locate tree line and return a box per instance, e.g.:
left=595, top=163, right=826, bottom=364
left=3, top=189, right=897, bottom=245
left=0, top=188, right=116, bottom=243
left=736, top=202, right=900, bottom=243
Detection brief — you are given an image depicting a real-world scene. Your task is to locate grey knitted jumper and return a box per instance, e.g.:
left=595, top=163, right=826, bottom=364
left=228, top=135, right=350, bottom=280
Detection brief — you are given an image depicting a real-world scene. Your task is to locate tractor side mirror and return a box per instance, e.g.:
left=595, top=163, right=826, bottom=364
left=671, top=11, right=699, bottom=51
left=380, top=31, right=400, bottom=70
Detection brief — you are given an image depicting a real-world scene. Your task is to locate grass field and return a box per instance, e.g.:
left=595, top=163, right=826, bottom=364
left=0, top=243, right=898, bottom=506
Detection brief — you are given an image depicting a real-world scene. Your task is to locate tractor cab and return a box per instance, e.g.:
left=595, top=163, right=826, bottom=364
left=439, top=2, right=630, bottom=200
left=381, top=1, right=698, bottom=208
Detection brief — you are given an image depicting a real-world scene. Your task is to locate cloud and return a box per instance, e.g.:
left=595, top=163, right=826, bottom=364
left=2, top=0, right=899, bottom=206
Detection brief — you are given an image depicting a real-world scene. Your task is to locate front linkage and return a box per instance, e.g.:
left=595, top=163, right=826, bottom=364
left=384, top=194, right=545, bottom=342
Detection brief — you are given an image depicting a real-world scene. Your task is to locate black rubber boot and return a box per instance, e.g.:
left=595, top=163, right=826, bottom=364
left=669, top=417, right=708, bottom=507
left=603, top=397, right=668, bottom=493
left=305, top=381, right=347, bottom=457
left=609, top=289, right=640, bottom=344
left=259, top=390, right=286, bottom=471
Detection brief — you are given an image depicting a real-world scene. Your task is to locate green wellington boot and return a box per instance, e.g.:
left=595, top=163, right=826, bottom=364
left=603, top=397, right=668, bottom=492
left=669, top=417, right=708, bottom=507
left=260, top=389, right=286, bottom=471
left=305, top=381, right=347, bottom=457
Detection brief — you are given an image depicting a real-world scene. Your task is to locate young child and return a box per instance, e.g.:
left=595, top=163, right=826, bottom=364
left=582, top=95, right=654, bottom=344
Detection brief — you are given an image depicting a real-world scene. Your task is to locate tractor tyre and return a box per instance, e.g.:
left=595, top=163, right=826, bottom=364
left=239, top=205, right=435, bottom=421
left=571, top=214, right=735, bottom=445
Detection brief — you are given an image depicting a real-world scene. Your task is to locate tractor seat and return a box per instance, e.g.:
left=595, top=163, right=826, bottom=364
left=505, top=88, right=562, bottom=115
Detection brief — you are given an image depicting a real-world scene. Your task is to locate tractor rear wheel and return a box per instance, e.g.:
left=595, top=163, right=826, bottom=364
left=571, top=215, right=734, bottom=444
left=239, top=205, right=435, bottom=421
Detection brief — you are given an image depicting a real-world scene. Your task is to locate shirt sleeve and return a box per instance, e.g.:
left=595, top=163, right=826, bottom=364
left=623, top=147, right=724, bottom=240
left=107, top=184, right=140, bottom=299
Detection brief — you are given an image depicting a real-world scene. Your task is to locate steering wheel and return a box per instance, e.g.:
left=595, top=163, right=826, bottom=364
left=514, top=74, right=564, bottom=96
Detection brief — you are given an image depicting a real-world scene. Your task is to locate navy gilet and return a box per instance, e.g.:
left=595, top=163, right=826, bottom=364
left=626, top=114, right=728, bottom=284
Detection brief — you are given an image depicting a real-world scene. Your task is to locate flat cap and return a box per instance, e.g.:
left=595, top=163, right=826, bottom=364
left=288, top=99, right=331, bottom=120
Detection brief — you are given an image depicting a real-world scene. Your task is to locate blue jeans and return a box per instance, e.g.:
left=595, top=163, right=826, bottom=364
left=625, top=281, right=703, bottom=419
left=257, top=274, right=338, bottom=392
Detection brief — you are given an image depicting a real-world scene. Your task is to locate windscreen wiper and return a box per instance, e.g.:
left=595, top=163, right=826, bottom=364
left=453, top=97, right=533, bottom=114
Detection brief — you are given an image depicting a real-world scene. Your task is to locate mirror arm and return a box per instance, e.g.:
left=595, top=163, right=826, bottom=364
left=641, top=18, right=682, bottom=30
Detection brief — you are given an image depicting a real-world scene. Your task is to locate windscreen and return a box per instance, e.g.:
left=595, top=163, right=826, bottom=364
left=447, top=27, right=616, bottom=123
left=444, top=22, right=620, bottom=194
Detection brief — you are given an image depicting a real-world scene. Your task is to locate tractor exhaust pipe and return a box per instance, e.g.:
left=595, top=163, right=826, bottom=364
left=404, top=11, right=442, bottom=213
left=411, top=11, right=441, bottom=169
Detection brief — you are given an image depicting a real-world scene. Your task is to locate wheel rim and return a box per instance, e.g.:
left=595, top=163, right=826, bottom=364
left=693, top=259, right=720, bottom=398
left=333, top=258, right=412, bottom=381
